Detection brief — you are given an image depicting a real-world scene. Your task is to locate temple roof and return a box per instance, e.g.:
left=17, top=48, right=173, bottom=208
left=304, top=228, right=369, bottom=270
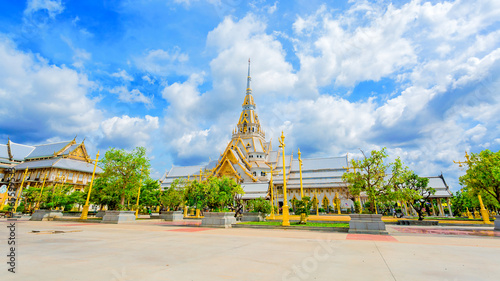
left=25, top=140, right=72, bottom=160
left=427, top=176, right=452, bottom=198
left=8, top=141, right=36, bottom=161
left=14, top=158, right=102, bottom=174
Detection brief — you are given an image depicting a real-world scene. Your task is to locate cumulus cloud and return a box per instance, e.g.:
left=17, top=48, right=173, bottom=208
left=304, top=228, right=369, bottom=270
left=101, top=115, right=159, bottom=149
left=154, top=1, right=500, bottom=191
left=0, top=36, right=102, bottom=141
left=160, top=14, right=300, bottom=164
left=112, top=69, right=134, bottom=81
left=135, top=48, right=189, bottom=76
left=109, top=86, right=152, bottom=105
left=24, top=0, right=64, bottom=19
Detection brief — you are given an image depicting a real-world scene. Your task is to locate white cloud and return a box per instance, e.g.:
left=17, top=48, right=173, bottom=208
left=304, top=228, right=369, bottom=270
left=207, top=15, right=298, bottom=100
left=278, top=96, right=377, bottom=156
left=101, top=115, right=159, bottom=148
left=109, top=86, right=152, bottom=105
left=112, top=69, right=134, bottom=81
left=135, top=48, right=189, bottom=76
left=24, top=0, right=64, bottom=19
left=294, top=2, right=418, bottom=88
left=0, top=36, right=102, bottom=139
left=60, top=36, right=91, bottom=68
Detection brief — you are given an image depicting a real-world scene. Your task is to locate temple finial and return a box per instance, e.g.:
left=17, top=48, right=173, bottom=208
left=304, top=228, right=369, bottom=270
left=246, top=58, right=251, bottom=94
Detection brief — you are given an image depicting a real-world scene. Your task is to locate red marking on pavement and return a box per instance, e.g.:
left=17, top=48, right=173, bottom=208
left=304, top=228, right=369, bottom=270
left=58, top=224, right=100, bottom=226
left=167, top=228, right=211, bottom=232
left=346, top=234, right=397, bottom=242
left=393, top=227, right=500, bottom=237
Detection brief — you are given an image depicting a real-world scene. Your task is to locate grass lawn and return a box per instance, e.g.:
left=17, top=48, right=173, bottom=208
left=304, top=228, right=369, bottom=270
left=239, top=221, right=349, bottom=228
left=404, top=216, right=487, bottom=221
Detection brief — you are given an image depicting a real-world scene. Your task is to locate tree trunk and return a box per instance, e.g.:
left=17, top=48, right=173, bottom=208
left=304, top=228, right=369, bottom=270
left=120, top=194, right=125, bottom=209
left=370, top=198, right=375, bottom=214
left=417, top=209, right=424, bottom=221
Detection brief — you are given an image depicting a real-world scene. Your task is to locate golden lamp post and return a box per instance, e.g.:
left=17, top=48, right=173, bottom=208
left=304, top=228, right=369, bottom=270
left=13, top=167, right=29, bottom=213
left=135, top=169, right=145, bottom=219
left=34, top=172, right=48, bottom=211
left=279, top=131, right=290, bottom=226
left=453, top=151, right=491, bottom=224
left=267, top=165, right=280, bottom=219
left=80, top=151, right=100, bottom=220
left=298, top=148, right=304, bottom=198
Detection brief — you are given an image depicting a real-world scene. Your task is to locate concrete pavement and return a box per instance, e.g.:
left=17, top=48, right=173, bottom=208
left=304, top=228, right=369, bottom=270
left=1, top=219, right=499, bottom=281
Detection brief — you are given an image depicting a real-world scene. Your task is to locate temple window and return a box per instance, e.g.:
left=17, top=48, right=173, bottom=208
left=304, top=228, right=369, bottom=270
left=261, top=171, right=266, bottom=176
left=253, top=172, right=257, bottom=176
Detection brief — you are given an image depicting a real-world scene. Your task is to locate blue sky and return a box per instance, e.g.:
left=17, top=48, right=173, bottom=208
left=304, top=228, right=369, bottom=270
left=1, top=0, right=499, bottom=190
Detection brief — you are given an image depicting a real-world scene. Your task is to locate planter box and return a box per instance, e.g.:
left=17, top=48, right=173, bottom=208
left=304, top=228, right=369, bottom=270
left=349, top=214, right=388, bottom=235
left=96, top=210, right=106, bottom=218
left=495, top=216, right=500, bottom=231
left=30, top=210, right=64, bottom=221
left=102, top=211, right=136, bottom=224
left=241, top=212, right=265, bottom=222
left=397, top=220, right=438, bottom=226
left=159, top=211, right=184, bottom=221
left=201, top=212, right=236, bottom=228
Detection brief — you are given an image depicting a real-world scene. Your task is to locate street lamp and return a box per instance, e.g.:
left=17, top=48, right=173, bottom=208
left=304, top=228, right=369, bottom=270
left=279, top=131, right=290, bottom=227
left=298, top=148, right=304, bottom=198
left=80, top=151, right=100, bottom=220
left=13, top=167, right=29, bottom=213
left=135, top=168, right=144, bottom=219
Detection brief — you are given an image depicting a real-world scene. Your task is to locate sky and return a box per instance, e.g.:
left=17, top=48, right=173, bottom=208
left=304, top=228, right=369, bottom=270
left=0, top=0, right=499, bottom=191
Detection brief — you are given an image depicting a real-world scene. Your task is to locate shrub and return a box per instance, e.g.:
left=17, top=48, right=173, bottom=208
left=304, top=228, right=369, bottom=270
left=293, top=196, right=314, bottom=217
left=247, top=198, right=272, bottom=215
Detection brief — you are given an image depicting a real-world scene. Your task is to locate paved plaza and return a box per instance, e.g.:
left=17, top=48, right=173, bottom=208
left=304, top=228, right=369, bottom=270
left=1, top=219, right=499, bottom=281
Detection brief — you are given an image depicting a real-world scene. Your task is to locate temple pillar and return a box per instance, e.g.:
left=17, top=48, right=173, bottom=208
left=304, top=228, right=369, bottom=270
left=447, top=198, right=453, bottom=217
left=438, top=198, right=444, bottom=217
left=431, top=200, right=436, bottom=216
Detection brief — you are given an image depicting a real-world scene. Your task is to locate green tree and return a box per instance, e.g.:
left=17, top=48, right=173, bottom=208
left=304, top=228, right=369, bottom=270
left=395, top=172, right=434, bottom=221
left=21, top=185, right=41, bottom=212
left=342, top=148, right=406, bottom=213
left=450, top=190, right=473, bottom=215
left=161, top=179, right=186, bottom=211
left=459, top=149, right=500, bottom=205
left=98, top=147, right=151, bottom=210
left=39, top=185, right=84, bottom=211
left=184, top=176, right=244, bottom=211
left=138, top=179, right=161, bottom=211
